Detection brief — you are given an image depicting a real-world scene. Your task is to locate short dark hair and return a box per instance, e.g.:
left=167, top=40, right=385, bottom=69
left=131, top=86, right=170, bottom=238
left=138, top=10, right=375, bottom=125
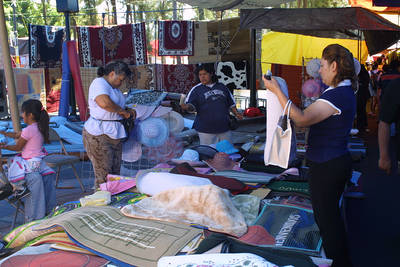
left=195, top=63, right=218, bottom=83
left=97, top=61, right=131, bottom=77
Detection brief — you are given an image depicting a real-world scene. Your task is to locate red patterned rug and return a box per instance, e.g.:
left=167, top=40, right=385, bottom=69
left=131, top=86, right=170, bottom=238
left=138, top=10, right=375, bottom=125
left=158, top=21, right=194, bottom=56
left=156, top=64, right=197, bottom=94
left=77, top=23, right=147, bottom=67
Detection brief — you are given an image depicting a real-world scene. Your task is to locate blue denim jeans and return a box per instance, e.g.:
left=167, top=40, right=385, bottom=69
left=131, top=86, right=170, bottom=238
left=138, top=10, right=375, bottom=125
left=23, top=172, right=56, bottom=222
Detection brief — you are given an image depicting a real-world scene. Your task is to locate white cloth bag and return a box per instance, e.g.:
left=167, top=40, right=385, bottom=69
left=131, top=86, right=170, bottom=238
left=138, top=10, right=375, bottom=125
left=265, top=100, right=292, bottom=168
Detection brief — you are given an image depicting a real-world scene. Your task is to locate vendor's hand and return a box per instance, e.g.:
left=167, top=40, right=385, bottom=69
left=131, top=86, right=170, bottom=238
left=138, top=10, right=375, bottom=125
left=235, top=113, right=244, bottom=120
left=118, top=109, right=131, bottom=119
left=379, top=155, right=392, bottom=175
left=180, top=103, right=195, bottom=112
left=262, top=76, right=281, bottom=95
left=127, top=108, right=137, bottom=120
left=0, top=131, right=5, bottom=136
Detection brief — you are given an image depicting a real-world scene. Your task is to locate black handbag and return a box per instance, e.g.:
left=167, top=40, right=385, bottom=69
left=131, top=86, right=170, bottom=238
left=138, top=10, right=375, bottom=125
left=120, top=117, right=135, bottom=141
left=228, top=115, right=239, bottom=130
left=95, top=117, right=134, bottom=141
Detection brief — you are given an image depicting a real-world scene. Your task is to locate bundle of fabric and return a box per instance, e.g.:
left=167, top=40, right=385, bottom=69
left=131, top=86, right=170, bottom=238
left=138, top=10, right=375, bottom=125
left=34, top=206, right=201, bottom=267
left=29, top=25, right=65, bottom=68
left=170, top=162, right=249, bottom=194
left=121, top=184, right=247, bottom=237
left=266, top=180, right=310, bottom=195
left=1, top=250, right=109, bottom=267
left=3, top=220, right=63, bottom=249
left=262, top=192, right=312, bottom=211
left=158, top=21, right=194, bottom=56
left=212, top=170, right=276, bottom=184
left=195, top=233, right=318, bottom=267
left=77, top=23, right=147, bottom=67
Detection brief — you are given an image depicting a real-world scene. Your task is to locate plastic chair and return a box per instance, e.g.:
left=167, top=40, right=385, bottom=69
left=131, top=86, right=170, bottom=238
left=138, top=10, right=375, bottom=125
left=43, top=128, right=85, bottom=192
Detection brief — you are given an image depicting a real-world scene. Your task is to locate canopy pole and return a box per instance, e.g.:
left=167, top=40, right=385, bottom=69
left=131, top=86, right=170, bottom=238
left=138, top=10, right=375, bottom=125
left=0, top=0, right=20, bottom=131
left=249, top=28, right=257, bottom=107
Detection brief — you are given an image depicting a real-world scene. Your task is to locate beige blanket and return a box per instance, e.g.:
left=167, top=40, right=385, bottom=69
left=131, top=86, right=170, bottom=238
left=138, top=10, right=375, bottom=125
left=121, top=184, right=247, bottom=237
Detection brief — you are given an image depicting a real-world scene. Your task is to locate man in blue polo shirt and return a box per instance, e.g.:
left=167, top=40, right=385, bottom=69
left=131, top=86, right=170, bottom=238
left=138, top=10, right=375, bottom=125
left=181, top=64, right=243, bottom=145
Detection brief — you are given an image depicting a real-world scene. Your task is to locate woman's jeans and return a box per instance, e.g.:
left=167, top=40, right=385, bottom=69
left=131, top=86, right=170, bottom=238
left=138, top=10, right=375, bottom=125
left=23, top=172, right=56, bottom=222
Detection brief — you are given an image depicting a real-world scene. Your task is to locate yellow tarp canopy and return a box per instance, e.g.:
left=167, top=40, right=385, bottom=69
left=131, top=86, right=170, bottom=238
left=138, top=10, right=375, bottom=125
left=261, top=31, right=368, bottom=72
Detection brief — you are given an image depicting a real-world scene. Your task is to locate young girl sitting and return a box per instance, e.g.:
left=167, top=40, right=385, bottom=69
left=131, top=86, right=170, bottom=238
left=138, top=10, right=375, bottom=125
left=0, top=99, right=54, bottom=201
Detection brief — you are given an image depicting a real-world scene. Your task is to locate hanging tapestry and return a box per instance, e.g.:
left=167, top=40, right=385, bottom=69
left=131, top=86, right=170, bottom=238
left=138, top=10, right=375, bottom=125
left=29, top=25, right=65, bottom=68
left=216, top=61, right=248, bottom=92
left=129, top=64, right=156, bottom=90
left=156, top=64, right=197, bottom=94
left=77, top=23, right=147, bottom=67
left=45, top=68, right=62, bottom=113
left=158, top=21, right=194, bottom=56
left=13, top=68, right=45, bottom=109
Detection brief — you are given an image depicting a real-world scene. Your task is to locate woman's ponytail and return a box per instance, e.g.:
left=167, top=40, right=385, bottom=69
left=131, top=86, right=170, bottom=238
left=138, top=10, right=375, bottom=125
left=39, top=109, right=50, bottom=144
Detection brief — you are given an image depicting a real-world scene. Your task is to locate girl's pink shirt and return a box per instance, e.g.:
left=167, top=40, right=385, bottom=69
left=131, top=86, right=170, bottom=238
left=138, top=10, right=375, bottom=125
left=20, top=123, right=45, bottom=159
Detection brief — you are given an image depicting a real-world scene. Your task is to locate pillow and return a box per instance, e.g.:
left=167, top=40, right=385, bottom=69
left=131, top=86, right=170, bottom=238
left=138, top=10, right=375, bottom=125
left=136, top=172, right=212, bottom=196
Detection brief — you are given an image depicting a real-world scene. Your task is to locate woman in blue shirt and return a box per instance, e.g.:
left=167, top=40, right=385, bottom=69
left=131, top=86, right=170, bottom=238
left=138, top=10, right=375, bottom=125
left=181, top=64, right=243, bottom=145
left=263, top=44, right=356, bottom=267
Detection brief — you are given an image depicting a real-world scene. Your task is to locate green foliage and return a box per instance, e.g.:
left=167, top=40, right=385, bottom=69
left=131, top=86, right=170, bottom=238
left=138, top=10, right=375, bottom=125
left=285, top=0, right=348, bottom=8
left=4, top=0, right=65, bottom=37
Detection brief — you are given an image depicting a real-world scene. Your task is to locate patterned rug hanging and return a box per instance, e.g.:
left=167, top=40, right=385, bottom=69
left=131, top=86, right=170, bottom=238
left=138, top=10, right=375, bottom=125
left=158, top=21, right=194, bottom=56
left=29, top=25, right=65, bottom=68
left=156, top=64, right=197, bottom=94
left=77, top=23, right=147, bottom=67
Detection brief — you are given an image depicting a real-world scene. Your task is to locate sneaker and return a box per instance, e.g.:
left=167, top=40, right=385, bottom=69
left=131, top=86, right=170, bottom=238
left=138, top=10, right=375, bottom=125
left=0, top=183, right=13, bottom=200
left=9, top=187, right=30, bottom=202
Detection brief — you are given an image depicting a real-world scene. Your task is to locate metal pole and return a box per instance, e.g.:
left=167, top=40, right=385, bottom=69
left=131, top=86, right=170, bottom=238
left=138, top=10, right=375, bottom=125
left=0, top=0, right=20, bottom=131
left=249, top=28, right=257, bottom=108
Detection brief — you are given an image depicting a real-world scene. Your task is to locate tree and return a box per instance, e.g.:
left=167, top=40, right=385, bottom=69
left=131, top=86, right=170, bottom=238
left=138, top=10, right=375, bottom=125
left=291, top=0, right=348, bottom=8
left=3, top=0, right=64, bottom=37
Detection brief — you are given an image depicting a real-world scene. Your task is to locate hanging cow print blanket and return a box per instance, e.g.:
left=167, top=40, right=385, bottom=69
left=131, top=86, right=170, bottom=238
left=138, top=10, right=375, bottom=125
left=29, top=25, right=65, bottom=68
left=216, top=61, right=248, bottom=92
left=158, top=21, right=194, bottom=56
left=77, top=23, right=147, bottom=67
